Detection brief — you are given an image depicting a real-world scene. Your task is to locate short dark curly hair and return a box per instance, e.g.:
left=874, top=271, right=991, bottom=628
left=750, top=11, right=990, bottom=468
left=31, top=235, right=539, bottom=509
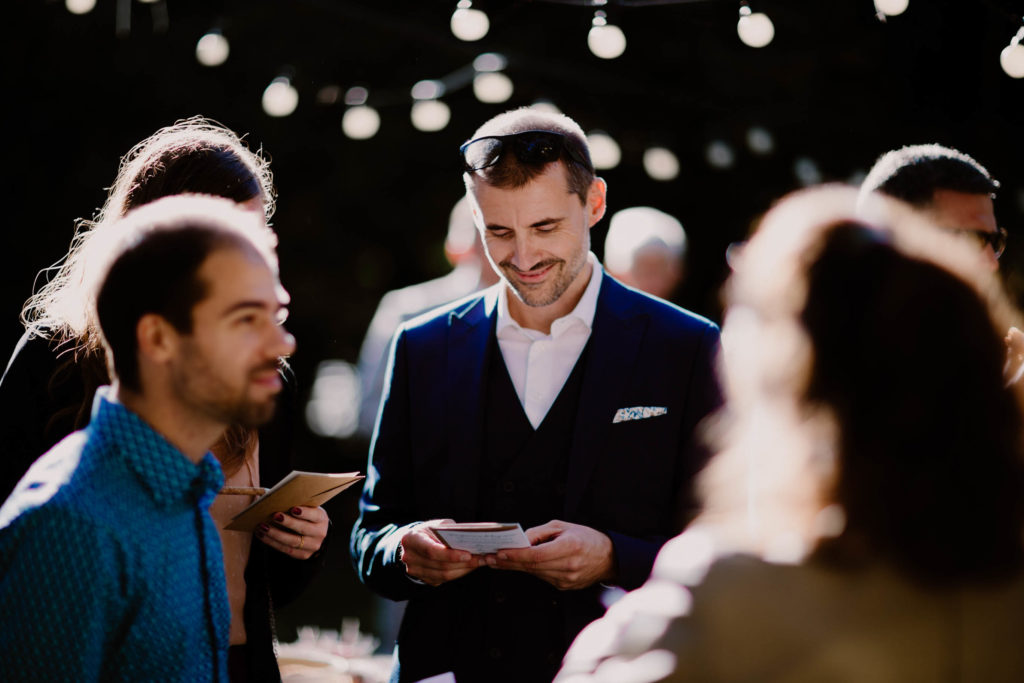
left=860, top=143, right=999, bottom=208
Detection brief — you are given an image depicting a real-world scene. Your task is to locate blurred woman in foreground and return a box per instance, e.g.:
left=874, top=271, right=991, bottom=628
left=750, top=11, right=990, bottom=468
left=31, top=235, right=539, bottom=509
left=556, top=185, right=1024, bottom=682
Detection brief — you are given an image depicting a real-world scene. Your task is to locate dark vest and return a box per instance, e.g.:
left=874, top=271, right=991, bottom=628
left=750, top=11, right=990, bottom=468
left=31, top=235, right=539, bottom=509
left=448, top=334, right=590, bottom=683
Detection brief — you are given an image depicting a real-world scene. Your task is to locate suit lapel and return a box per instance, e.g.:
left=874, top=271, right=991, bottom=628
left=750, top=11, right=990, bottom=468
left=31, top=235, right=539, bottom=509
left=564, top=277, right=647, bottom=517
left=444, top=286, right=499, bottom=520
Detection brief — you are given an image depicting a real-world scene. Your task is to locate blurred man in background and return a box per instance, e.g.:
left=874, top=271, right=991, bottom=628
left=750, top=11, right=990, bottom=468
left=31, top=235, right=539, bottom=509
left=356, top=195, right=498, bottom=439
left=603, top=206, right=687, bottom=301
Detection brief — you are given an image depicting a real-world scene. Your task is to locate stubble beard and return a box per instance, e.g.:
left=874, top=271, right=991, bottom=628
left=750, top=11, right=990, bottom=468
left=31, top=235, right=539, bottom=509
left=176, top=355, right=280, bottom=430
left=501, top=249, right=588, bottom=309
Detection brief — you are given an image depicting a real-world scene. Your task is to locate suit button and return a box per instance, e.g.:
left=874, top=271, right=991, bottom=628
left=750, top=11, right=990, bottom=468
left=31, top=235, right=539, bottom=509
left=502, top=480, right=515, bottom=493
left=494, top=591, right=506, bottom=603
left=489, top=647, right=502, bottom=660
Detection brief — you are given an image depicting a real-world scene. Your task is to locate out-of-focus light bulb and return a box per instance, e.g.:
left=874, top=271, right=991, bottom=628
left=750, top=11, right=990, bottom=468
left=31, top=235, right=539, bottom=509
left=873, top=0, right=909, bottom=16
left=66, top=0, right=96, bottom=15
left=643, top=147, right=680, bottom=181
left=262, top=77, right=299, bottom=118
left=305, top=361, right=361, bottom=439
left=588, top=12, right=626, bottom=59
left=451, top=1, right=489, bottom=42
left=196, top=31, right=230, bottom=67
left=737, top=8, right=775, bottom=48
left=794, top=157, right=822, bottom=186
left=473, top=52, right=507, bottom=72
left=411, top=79, right=445, bottom=101
left=345, top=86, right=369, bottom=105
left=411, top=100, right=451, bottom=132
left=587, top=131, right=621, bottom=170
left=342, top=106, right=381, bottom=140
left=746, top=126, right=774, bottom=155
left=473, top=72, right=514, bottom=103
left=706, top=141, right=735, bottom=169
left=1001, top=43, right=1024, bottom=79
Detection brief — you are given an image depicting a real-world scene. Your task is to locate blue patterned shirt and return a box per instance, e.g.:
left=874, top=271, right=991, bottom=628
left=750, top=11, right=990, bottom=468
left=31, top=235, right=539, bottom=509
left=0, top=387, right=230, bottom=681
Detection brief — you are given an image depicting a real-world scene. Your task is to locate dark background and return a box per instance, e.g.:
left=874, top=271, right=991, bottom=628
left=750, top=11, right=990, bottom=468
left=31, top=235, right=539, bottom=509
left=4, top=0, right=1024, bottom=641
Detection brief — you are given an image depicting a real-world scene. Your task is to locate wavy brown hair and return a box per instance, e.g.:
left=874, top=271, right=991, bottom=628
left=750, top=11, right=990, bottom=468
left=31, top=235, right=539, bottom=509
left=701, top=185, right=1024, bottom=587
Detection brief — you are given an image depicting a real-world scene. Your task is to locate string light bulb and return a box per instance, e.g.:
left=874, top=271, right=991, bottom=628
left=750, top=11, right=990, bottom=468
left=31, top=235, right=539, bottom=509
left=737, top=5, right=774, bottom=48
left=342, top=106, right=380, bottom=140
left=1001, top=24, right=1024, bottom=79
left=411, top=100, right=451, bottom=132
left=473, top=72, right=514, bottom=103
left=587, top=131, right=622, bottom=170
left=873, top=0, right=909, bottom=17
left=65, top=0, right=96, bottom=15
left=262, top=77, right=299, bottom=118
left=195, top=30, right=230, bottom=67
left=643, top=147, right=680, bottom=181
left=588, top=11, right=626, bottom=60
left=451, top=1, right=489, bottom=42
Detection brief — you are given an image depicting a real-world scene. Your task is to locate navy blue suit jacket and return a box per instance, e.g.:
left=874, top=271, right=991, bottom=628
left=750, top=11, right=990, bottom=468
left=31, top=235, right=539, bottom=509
left=350, top=273, right=722, bottom=681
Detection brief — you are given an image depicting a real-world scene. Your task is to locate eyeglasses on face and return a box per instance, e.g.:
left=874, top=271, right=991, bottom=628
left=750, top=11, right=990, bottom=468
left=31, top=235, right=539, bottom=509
left=459, top=129, right=593, bottom=173
left=950, top=226, right=1008, bottom=259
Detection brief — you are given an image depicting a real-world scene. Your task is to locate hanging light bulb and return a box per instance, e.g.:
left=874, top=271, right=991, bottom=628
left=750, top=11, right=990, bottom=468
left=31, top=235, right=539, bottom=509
left=342, top=106, right=381, bottom=140
left=451, top=0, right=489, bottom=42
left=737, top=5, right=775, bottom=48
left=794, top=157, right=822, bottom=186
left=588, top=11, right=626, bottom=60
left=1001, top=26, right=1024, bottom=79
left=873, top=0, right=909, bottom=17
left=195, top=30, right=230, bottom=67
left=746, top=126, right=774, bottom=155
left=706, top=141, right=735, bottom=170
left=473, top=72, right=514, bottom=103
left=262, top=77, right=299, bottom=118
left=66, top=0, right=96, bottom=15
left=586, top=131, right=621, bottom=170
left=643, top=147, right=680, bottom=181
left=411, top=100, right=451, bottom=132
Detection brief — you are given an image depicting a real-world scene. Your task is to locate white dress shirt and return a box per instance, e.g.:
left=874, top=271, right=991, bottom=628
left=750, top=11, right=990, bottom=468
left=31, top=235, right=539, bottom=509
left=496, top=252, right=603, bottom=429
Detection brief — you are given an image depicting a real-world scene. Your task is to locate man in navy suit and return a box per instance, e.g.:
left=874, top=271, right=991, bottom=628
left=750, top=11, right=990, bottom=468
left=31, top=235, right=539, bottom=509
left=351, top=108, right=722, bottom=683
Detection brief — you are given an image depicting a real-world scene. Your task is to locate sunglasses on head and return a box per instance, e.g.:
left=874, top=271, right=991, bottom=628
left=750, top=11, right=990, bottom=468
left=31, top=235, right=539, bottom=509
left=950, top=226, right=1008, bottom=259
left=460, top=130, right=593, bottom=173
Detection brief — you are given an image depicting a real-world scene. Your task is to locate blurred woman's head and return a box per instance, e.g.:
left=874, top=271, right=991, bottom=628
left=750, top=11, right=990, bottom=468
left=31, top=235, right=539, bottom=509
left=703, top=185, right=1024, bottom=586
left=23, top=116, right=274, bottom=346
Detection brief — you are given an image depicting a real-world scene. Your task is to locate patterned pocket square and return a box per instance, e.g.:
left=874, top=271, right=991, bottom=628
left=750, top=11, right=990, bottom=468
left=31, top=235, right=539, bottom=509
left=612, top=406, right=668, bottom=423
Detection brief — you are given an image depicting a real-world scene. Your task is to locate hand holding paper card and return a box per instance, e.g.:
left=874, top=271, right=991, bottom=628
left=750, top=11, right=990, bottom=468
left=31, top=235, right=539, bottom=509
left=429, top=522, right=531, bottom=555
left=225, top=471, right=363, bottom=532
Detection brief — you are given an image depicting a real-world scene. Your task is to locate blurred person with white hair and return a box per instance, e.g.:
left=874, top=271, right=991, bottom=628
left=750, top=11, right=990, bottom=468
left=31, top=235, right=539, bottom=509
left=355, top=194, right=498, bottom=439
left=556, top=185, right=1024, bottom=682
left=603, top=206, right=686, bottom=301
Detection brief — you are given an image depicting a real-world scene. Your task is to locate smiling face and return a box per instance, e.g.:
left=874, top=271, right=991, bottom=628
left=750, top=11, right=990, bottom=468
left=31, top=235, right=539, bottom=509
left=169, top=245, right=295, bottom=428
left=470, top=162, right=606, bottom=329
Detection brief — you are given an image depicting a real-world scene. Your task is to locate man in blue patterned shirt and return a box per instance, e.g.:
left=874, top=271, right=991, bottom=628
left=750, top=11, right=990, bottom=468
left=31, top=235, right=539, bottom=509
left=0, top=195, right=295, bottom=681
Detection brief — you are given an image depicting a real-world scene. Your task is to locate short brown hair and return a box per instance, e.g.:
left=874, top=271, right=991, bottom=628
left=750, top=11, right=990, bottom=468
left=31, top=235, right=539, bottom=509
left=463, top=108, right=595, bottom=204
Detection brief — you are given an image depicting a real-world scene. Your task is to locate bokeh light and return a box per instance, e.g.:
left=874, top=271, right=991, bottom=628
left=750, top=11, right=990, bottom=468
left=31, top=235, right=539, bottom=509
left=411, top=99, right=451, bottom=132
left=195, top=31, right=230, bottom=67
left=262, top=77, right=299, bottom=118
left=473, top=72, right=514, bottom=104
left=342, top=106, right=381, bottom=140
left=65, top=0, right=96, bottom=15
left=873, top=0, right=909, bottom=16
left=737, top=10, right=775, bottom=48
left=450, top=1, right=489, bottom=42
left=643, top=147, right=680, bottom=181
left=587, top=131, right=622, bottom=170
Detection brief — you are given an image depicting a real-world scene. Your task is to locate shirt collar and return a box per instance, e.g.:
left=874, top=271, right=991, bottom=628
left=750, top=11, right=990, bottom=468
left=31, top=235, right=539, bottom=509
left=91, top=386, right=224, bottom=509
left=497, top=251, right=603, bottom=339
